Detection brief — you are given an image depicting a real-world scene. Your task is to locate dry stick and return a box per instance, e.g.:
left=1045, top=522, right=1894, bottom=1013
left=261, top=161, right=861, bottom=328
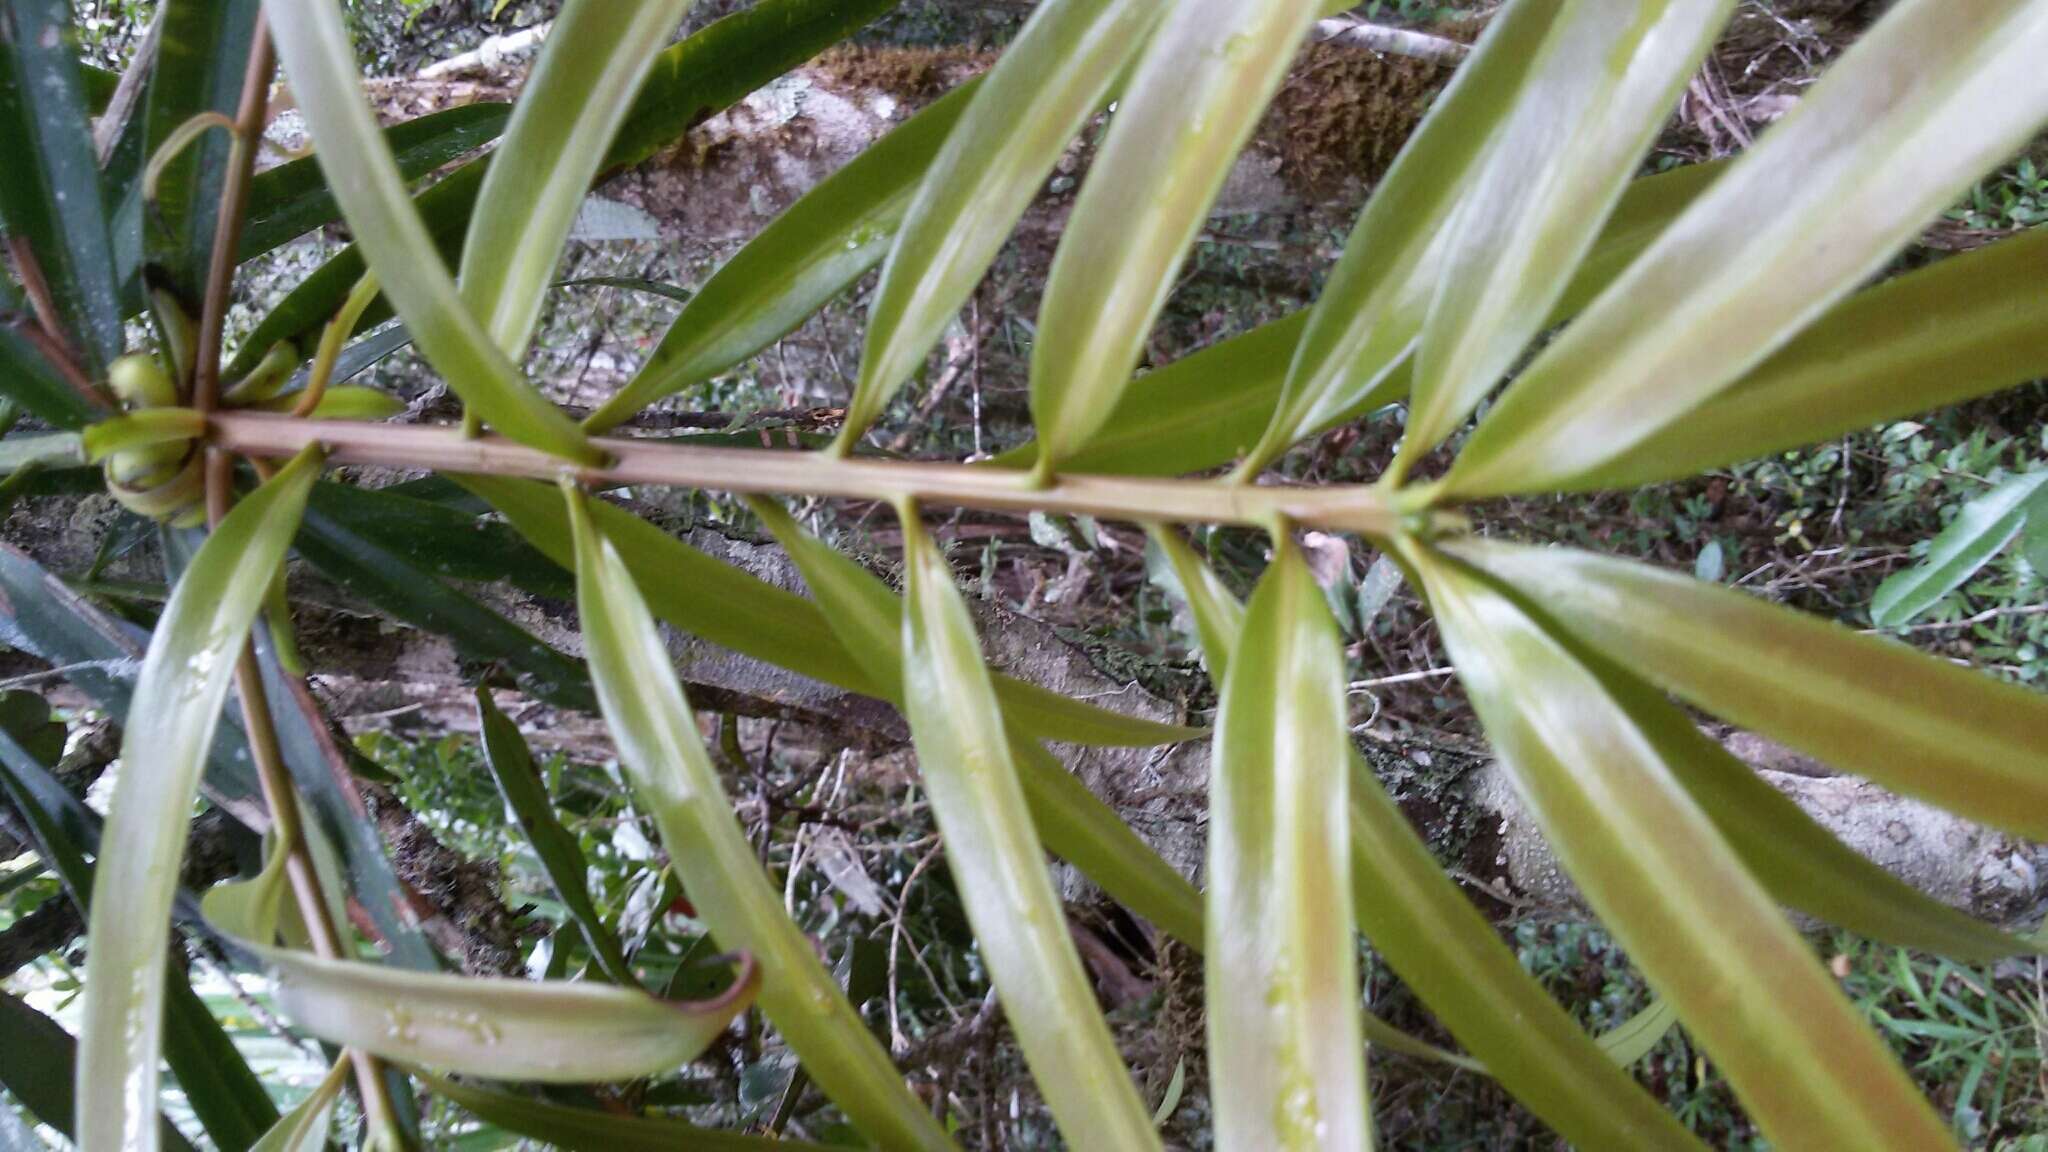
left=192, top=20, right=407, bottom=1139
left=207, top=411, right=1409, bottom=537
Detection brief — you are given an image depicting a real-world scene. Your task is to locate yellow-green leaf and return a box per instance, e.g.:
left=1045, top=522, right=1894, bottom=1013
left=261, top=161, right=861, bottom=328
left=839, top=0, right=1167, bottom=447
left=1581, top=225, right=2048, bottom=491
left=1206, top=536, right=1368, bottom=1149
left=460, top=0, right=694, bottom=358
left=1237, top=0, right=1567, bottom=478
left=1445, top=0, right=2048, bottom=498
left=1412, top=544, right=1956, bottom=1151
left=900, top=504, right=1162, bottom=1149
left=562, top=482, right=953, bottom=1151
left=1028, top=0, right=1321, bottom=472
left=248, top=1056, right=349, bottom=1152
left=77, top=445, right=322, bottom=1152
left=265, top=0, right=597, bottom=463
left=1398, top=0, right=1731, bottom=468
left=1443, top=539, right=2048, bottom=842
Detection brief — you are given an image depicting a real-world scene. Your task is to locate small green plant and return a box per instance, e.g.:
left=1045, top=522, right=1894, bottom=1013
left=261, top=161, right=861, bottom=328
left=3, top=0, right=2048, bottom=1148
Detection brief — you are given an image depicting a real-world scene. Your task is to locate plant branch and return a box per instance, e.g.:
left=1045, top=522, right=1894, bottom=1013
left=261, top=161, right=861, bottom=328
left=206, top=411, right=1404, bottom=536
left=191, top=11, right=274, bottom=414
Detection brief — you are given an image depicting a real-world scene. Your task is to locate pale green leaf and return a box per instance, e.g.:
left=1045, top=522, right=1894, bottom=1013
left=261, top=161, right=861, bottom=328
left=900, top=505, right=1162, bottom=1149
left=1149, top=530, right=1712, bottom=1150
left=1028, top=0, right=1321, bottom=472
left=1144, top=527, right=1245, bottom=678
left=2027, top=485, right=2048, bottom=576
left=265, top=0, right=597, bottom=462
left=839, top=0, right=1167, bottom=447
left=1399, top=0, right=1731, bottom=466
left=584, top=83, right=979, bottom=434
left=1595, top=999, right=1678, bottom=1069
left=562, top=482, right=954, bottom=1151
left=1872, top=473, right=2048, bottom=627
left=78, top=445, right=321, bottom=1152
left=248, top=1058, right=348, bottom=1152
left=1553, top=210, right=2048, bottom=491
left=1237, top=0, right=1568, bottom=477
left=1444, top=539, right=2048, bottom=841
left=746, top=495, right=1202, bottom=943
left=461, top=0, right=694, bottom=358
left=1206, top=537, right=1368, bottom=1150
left=1413, top=544, right=1957, bottom=1151
left=1445, top=0, right=2048, bottom=498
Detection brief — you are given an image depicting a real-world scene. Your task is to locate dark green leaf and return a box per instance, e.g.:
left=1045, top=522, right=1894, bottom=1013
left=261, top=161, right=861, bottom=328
left=0, top=318, right=100, bottom=428
left=415, top=1071, right=834, bottom=1152
left=476, top=685, right=632, bottom=984
left=140, top=0, right=260, bottom=305
left=0, top=991, right=196, bottom=1152
left=0, top=0, right=122, bottom=368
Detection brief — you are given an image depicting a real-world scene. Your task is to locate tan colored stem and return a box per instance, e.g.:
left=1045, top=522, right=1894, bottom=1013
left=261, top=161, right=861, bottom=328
left=206, top=411, right=1402, bottom=536
left=191, top=13, right=274, bottom=413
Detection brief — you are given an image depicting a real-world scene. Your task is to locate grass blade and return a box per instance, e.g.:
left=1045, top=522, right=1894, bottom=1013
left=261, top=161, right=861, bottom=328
left=899, top=505, right=1163, bottom=1148
left=1446, top=0, right=2048, bottom=498
left=586, top=82, right=977, bottom=434
left=459, top=0, right=693, bottom=358
left=76, top=446, right=321, bottom=1152
left=1028, top=0, right=1321, bottom=472
left=1398, top=0, right=1731, bottom=468
left=264, top=0, right=596, bottom=462
left=1444, top=539, right=2048, bottom=842
left=838, top=0, right=1167, bottom=447
left=1872, top=472, right=2048, bottom=628
left=203, top=849, right=753, bottom=1083
left=1548, top=224, right=2048, bottom=491
left=1205, top=536, right=1367, bottom=1149
left=562, top=482, right=954, bottom=1151
left=1236, top=0, right=1567, bottom=477
left=0, top=0, right=122, bottom=368
left=415, top=1070, right=834, bottom=1151
left=1149, top=527, right=1712, bottom=1150
left=476, top=685, right=633, bottom=984
left=1596, top=999, right=1678, bottom=1069
left=1411, top=544, right=1957, bottom=1151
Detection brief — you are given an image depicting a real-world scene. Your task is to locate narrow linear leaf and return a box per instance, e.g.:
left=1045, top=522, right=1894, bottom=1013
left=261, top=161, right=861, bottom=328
left=1567, top=641, right=2043, bottom=961
left=1028, top=0, right=1321, bottom=471
left=1595, top=999, right=1678, bottom=1069
left=0, top=0, right=122, bottom=368
left=1205, top=537, right=1367, bottom=1150
left=2026, top=485, right=2048, bottom=576
left=840, top=0, right=1167, bottom=445
left=562, top=484, right=954, bottom=1152
left=415, top=1071, right=834, bottom=1152
left=1555, top=224, right=2048, bottom=491
left=1002, top=159, right=1722, bottom=478
left=460, top=0, right=693, bottom=358
left=0, top=320, right=99, bottom=428
left=76, top=447, right=321, bottom=1152
left=1444, top=539, right=2048, bottom=842
left=228, top=0, right=896, bottom=383
left=586, top=82, right=978, bottom=434
left=1872, top=472, right=2048, bottom=627
left=1446, top=0, right=2048, bottom=498
left=1412, top=544, right=1957, bottom=1151
left=244, top=104, right=510, bottom=262
left=0, top=992, right=196, bottom=1152
left=1150, top=528, right=1711, bottom=1150
left=1239, top=0, right=1568, bottom=477
left=203, top=850, right=752, bottom=1083
left=138, top=0, right=258, bottom=305
left=470, top=474, right=1190, bottom=746
left=247, top=1057, right=348, bottom=1152
left=900, top=507, right=1163, bottom=1149
left=1401, top=0, right=1732, bottom=464
left=264, top=0, right=596, bottom=462
left=476, top=685, right=633, bottom=984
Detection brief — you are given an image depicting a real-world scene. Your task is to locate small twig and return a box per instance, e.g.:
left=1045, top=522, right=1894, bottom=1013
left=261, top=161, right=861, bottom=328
left=1871, top=603, right=2048, bottom=636
left=1312, top=17, right=1470, bottom=62
left=1349, top=667, right=1457, bottom=689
